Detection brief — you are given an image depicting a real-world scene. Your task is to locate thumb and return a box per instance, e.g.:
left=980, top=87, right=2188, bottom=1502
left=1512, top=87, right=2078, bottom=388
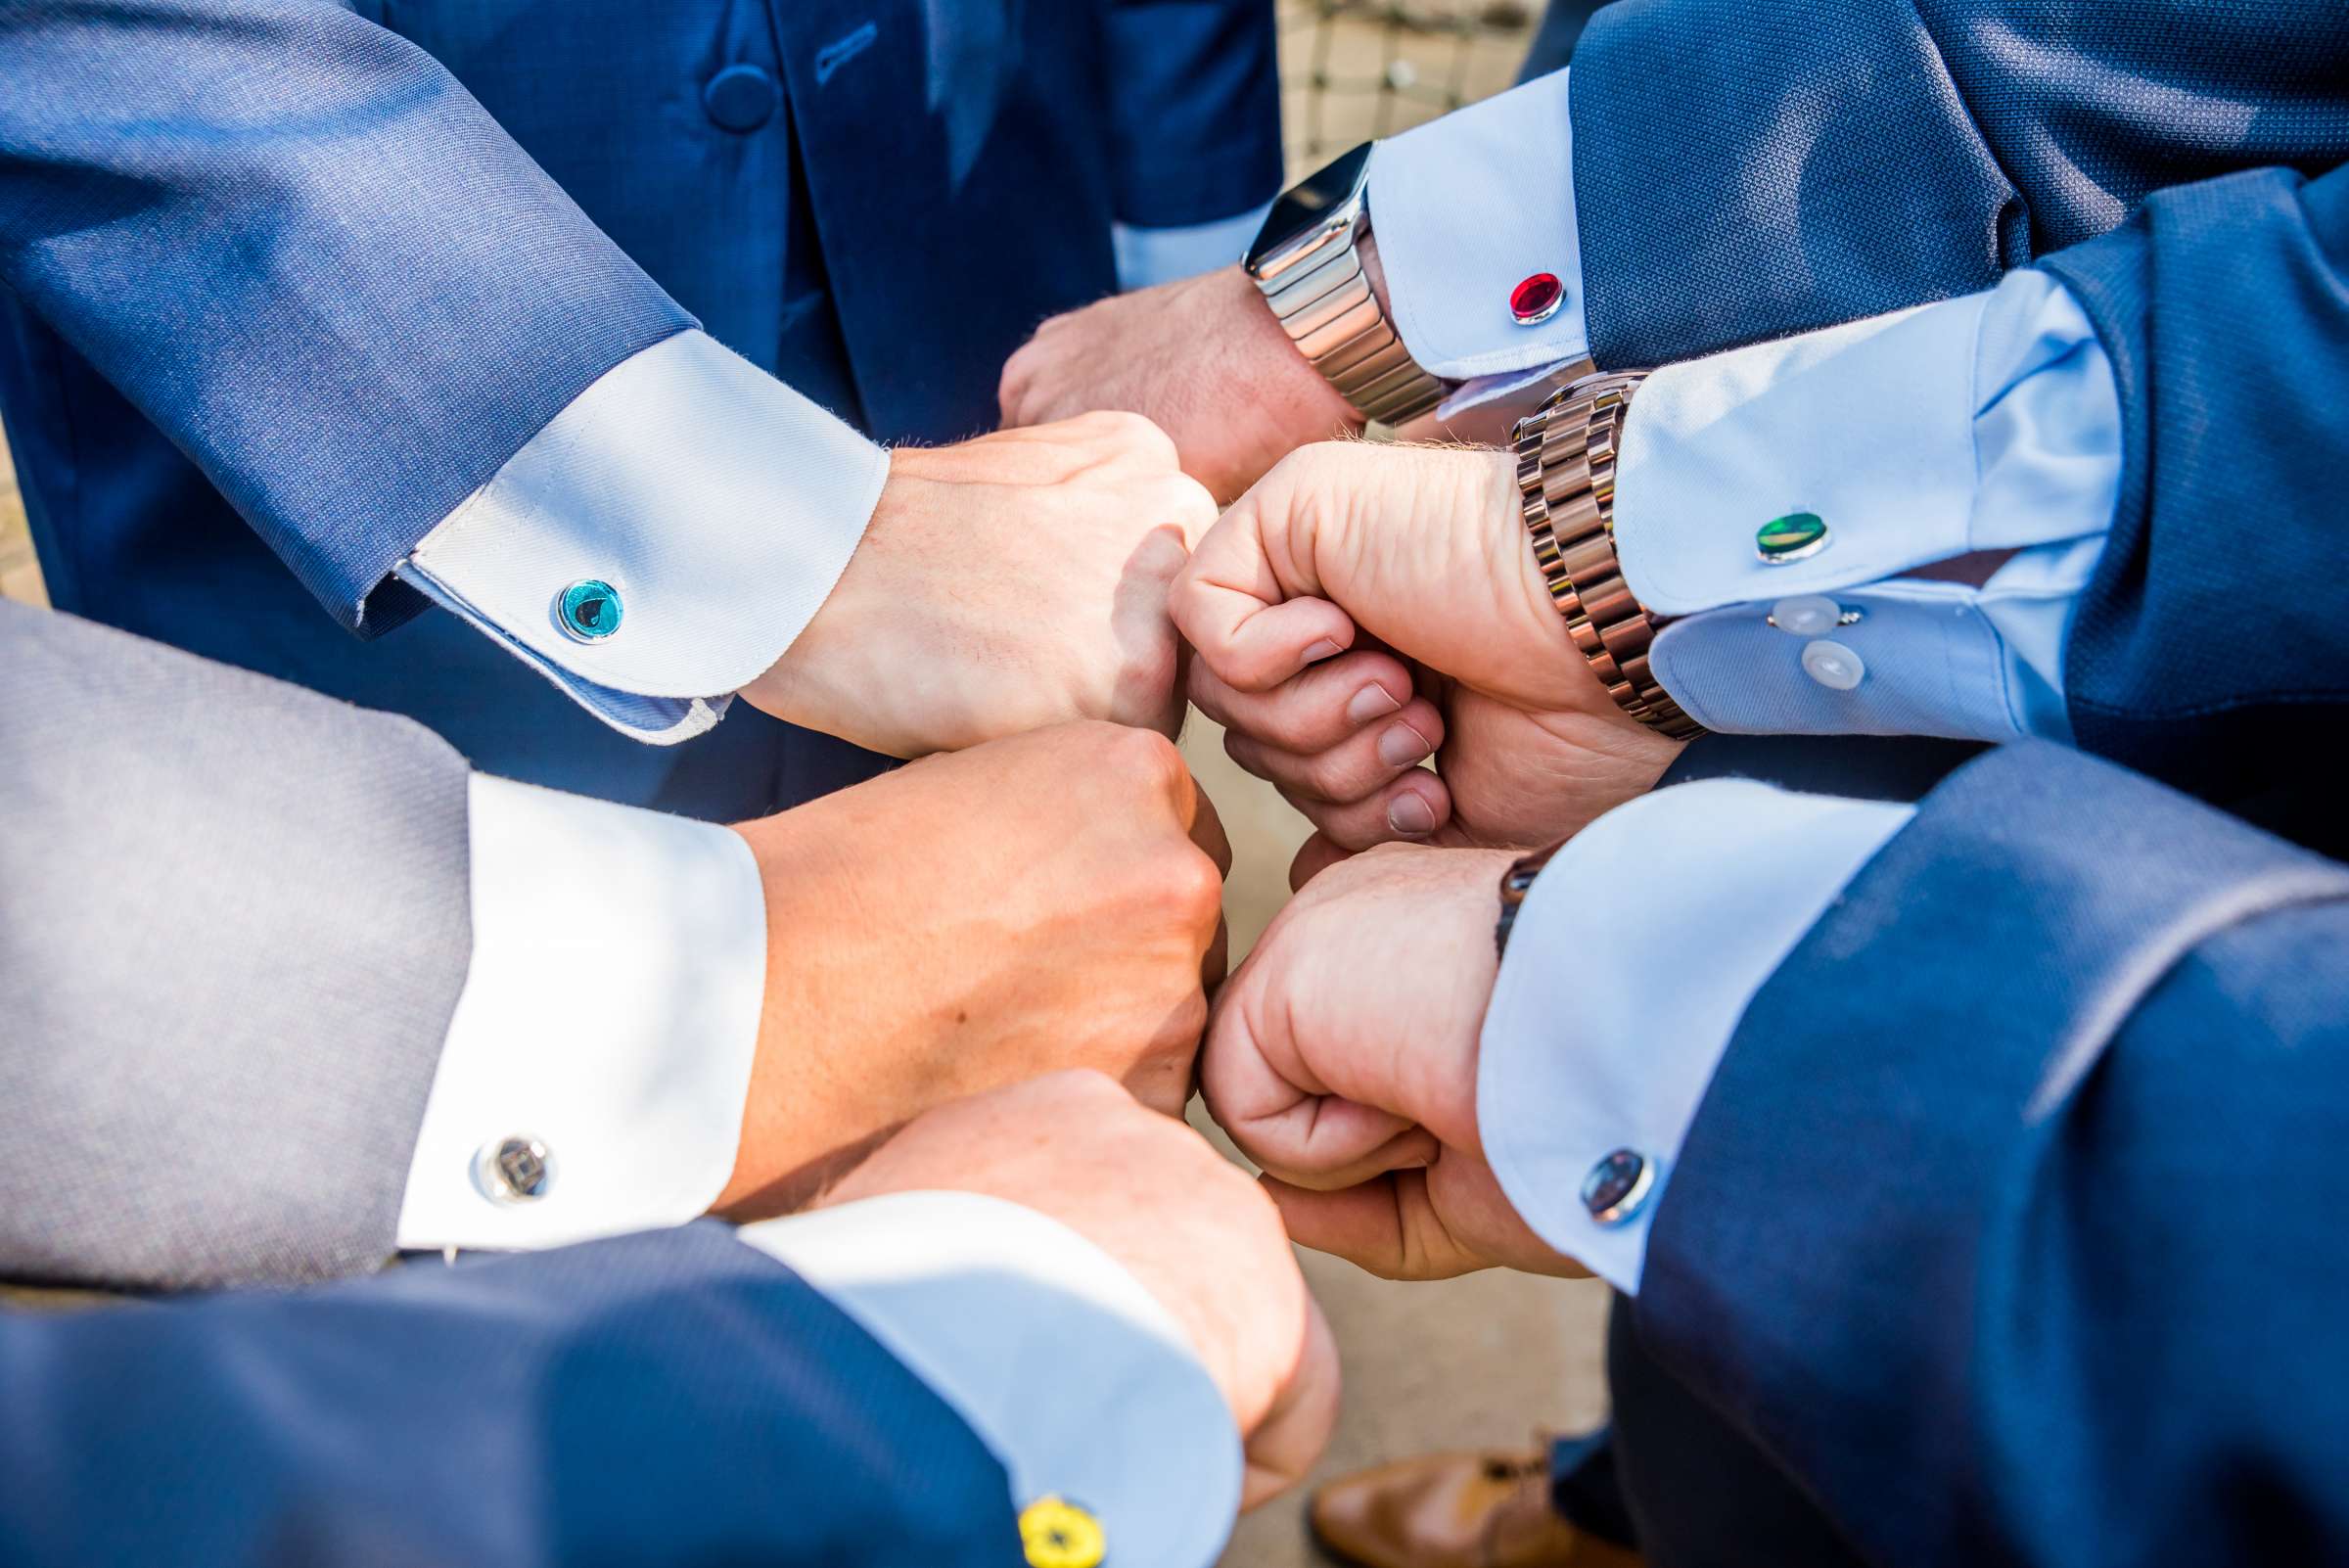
left=1171, top=452, right=1363, bottom=694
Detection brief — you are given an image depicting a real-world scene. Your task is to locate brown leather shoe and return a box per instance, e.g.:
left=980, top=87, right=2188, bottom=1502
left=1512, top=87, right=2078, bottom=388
left=1309, top=1445, right=1644, bottom=1568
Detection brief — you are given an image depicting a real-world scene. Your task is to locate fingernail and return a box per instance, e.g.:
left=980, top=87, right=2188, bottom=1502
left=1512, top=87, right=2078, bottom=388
left=1387, top=793, right=1438, bottom=836
left=1300, top=639, right=1343, bottom=668
left=1345, top=684, right=1402, bottom=724
left=1377, top=722, right=1434, bottom=768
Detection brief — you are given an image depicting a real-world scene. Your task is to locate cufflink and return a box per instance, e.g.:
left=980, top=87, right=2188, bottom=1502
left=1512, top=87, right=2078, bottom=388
left=1756, top=512, right=1830, bottom=564
left=1020, top=1496, right=1106, bottom=1568
left=1509, top=272, right=1565, bottom=326
left=474, top=1135, right=555, bottom=1203
left=556, top=578, right=623, bottom=641
left=1581, top=1148, right=1654, bottom=1227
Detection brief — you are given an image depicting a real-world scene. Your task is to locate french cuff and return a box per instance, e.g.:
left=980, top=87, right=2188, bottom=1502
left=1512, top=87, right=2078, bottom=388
left=397, top=328, right=890, bottom=746
left=1366, top=67, right=1589, bottom=378
left=395, top=774, right=766, bottom=1252
left=1114, top=204, right=1270, bottom=292
left=1612, top=270, right=2120, bottom=741
left=742, top=1192, right=1244, bottom=1568
left=1478, top=780, right=1912, bottom=1293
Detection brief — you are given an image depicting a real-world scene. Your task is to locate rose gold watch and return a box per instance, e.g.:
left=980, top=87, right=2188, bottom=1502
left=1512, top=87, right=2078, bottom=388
left=1511, top=371, right=1703, bottom=740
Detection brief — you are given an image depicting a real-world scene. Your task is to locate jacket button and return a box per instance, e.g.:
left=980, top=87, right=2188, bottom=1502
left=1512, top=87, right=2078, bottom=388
left=702, top=64, right=779, bottom=133
left=1581, top=1148, right=1654, bottom=1226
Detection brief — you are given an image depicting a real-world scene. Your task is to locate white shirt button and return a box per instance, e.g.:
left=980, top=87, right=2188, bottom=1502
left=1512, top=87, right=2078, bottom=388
left=1770, top=595, right=1842, bottom=636
left=1801, top=639, right=1865, bottom=691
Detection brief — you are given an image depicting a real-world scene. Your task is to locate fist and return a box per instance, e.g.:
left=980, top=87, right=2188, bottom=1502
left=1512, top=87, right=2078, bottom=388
left=1203, top=844, right=1578, bottom=1280
left=998, top=266, right=1361, bottom=504
left=746, top=412, right=1214, bottom=757
left=1174, top=441, right=1683, bottom=856
left=717, top=722, right=1230, bottom=1214
left=821, top=1071, right=1341, bottom=1507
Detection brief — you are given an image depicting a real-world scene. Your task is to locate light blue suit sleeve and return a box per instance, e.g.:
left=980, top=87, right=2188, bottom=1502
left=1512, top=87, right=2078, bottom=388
left=1478, top=781, right=1913, bottom=1292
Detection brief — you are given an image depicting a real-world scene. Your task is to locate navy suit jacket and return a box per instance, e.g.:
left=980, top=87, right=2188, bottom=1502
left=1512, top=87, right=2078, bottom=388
left=1630, top=740, right=2349, bottom=1567
left=0, top=0, right=1278, bottom=819
left=1573, top=0, right=2349, bottom=812
left=0, top=1223, right=1026, bottom=1565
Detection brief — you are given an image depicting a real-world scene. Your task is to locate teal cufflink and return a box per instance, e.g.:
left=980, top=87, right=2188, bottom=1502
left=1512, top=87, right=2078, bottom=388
left=1756, top=511, right=1829, bottom=565
left=556, top=578, right=622, bottom=641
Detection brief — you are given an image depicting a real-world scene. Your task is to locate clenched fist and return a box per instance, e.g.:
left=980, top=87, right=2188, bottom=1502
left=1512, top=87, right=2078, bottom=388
left=821, top=1071, right=1341, bottom=1508
left=1173, top=441, right=1684, bottom=860
left=716, top=722, right=1230, bottom=1214
left=1203, top=844, right=1578, bottom=1280
left=746, top=412, right=1215, bottom=756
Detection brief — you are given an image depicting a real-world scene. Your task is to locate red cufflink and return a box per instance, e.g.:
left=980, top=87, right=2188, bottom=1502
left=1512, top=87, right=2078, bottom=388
left=1510, top=272, right=1564, bottom=326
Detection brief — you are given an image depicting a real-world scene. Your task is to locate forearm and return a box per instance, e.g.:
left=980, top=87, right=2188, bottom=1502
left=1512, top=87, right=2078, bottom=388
left=0, top=603, right=470, bottom=1289
left=0, top=0, right=689, bottom=632
left=1628, top=744, right=2349, bottom=1566
left=2039, top=161, right=2349, bottom=796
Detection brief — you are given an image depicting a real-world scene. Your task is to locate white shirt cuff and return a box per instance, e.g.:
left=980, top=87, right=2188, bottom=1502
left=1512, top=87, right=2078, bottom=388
left=397, top=329, right=890, bottom=745
left=1114, top=205, right=1270, bottom=292
left=741, top=1191, right=1244, bottom=1568
left=1367, top=67, right=1590, bottom=378
left=1478, top=780, right=1913, bottom=1292
left=1615, top=270, right=2122, bottom=742
left=395, top=774, right=766, bottom=1251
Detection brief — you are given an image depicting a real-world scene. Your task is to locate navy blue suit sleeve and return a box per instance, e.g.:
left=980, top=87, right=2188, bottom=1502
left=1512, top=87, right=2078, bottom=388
left=1568, top=0, right=2349, bottom=367
left=0, top=1, right=693, bottom=635
left=1104, top=0, right=1284, bottom=226
left=2033, top=163, right=2349, bottom=801
left=0, top=1222, right=1021, bottom=1566
left=1635, top=742, right=2349, bottom=1567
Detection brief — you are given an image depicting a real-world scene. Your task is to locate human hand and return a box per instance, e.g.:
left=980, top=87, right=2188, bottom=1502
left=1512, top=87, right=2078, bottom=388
left=743, top=413, right=1214, bottom=757
left=997, top=265, right=1362, bottom=504
left=714, top=722, right=1230, bottom=1215
left=819, top=1070, right=1341, bottom=1507
left=1202, top=844, right=1581, bottom=1280
left=1172, top=441, right=1684, bottom=857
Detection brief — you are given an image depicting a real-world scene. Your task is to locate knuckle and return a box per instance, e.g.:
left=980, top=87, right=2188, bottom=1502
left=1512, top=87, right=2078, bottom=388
left=1103, top=722, right=1189, bottom=796
left=1028, top=1066, right=1129, bottom=1110
left=1159, top=846, right=1226, bottom=929
left=1304, top=746, right=1362, bottom=800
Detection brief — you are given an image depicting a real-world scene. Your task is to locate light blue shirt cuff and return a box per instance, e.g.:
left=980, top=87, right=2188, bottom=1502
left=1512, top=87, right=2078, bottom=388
left=397, top=329, right=890, bottom=746
left=742, top=1192, right=1244, bottom=1568
left=1114, top=205, right=1271, bottom=292
left=1618, top=269, right=2122, bottom=742
left=1366, top=67, right=1590, bottom=379
left=1478, top=780, right=1913, bottom=1293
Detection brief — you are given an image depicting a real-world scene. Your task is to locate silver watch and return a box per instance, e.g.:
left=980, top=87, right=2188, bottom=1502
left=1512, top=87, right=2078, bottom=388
left=1243, top=142, right=1448, bottom=428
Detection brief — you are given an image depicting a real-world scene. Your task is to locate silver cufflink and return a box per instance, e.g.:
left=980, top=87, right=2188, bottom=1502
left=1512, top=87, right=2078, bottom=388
left=474, top=1134, right=555, bottom=1204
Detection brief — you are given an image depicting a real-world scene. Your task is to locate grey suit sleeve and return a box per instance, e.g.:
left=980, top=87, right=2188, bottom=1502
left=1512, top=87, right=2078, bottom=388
left=0, top=601, right=471, bottom=1289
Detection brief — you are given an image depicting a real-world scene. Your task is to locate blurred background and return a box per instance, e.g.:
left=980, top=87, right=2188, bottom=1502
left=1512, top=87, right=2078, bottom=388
left=0, top=4, right=1613, bottom=1560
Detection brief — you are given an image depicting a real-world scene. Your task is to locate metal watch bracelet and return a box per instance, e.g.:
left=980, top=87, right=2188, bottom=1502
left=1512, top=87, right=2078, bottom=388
left=1254, top=241, right=1447, bottom=428
left=1511, top=373, right=1704, bottom=740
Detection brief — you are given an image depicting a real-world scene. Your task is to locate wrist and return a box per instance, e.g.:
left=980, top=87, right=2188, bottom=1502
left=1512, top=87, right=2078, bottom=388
left=1511, top=373, right=1704, bottom=742
left=1221, top=262, right=1366, bottom=438
left=714, top=811, right=875, bottom=1217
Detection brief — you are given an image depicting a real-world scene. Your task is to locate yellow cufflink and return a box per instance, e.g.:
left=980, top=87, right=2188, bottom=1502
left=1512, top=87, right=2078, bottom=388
left=1019, top=1496, right=1106, bottom=1568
